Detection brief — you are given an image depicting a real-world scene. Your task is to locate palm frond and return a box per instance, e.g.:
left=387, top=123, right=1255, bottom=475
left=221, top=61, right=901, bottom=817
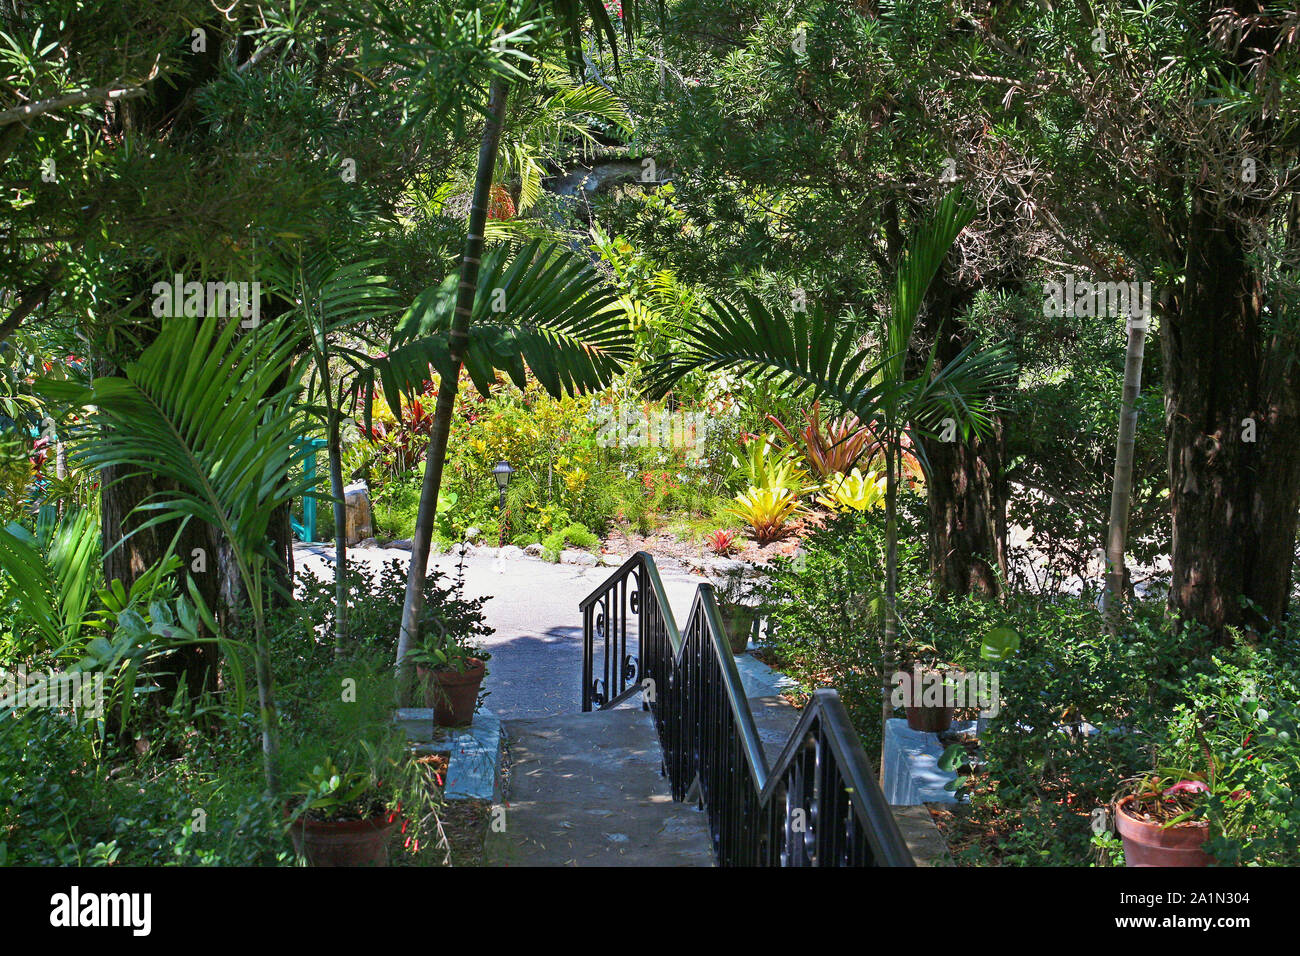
left=907, top=339, right=1015, bottom=437
left=367, top=239, right=630, bottom=405
left=643, top=293, right=888, bottom=420
left=885, top=187, right=977, bottom=387
left=0, top=512, right=98, bottom=650
left=40, top=317, right=318, bottom=569
left=262, top=253, right=397, bottom=406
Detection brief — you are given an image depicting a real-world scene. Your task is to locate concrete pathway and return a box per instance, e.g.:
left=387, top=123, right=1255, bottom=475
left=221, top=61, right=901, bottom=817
left=484, top=708, right=715, bottom=866
left=295, top=543, right=706, bottom=719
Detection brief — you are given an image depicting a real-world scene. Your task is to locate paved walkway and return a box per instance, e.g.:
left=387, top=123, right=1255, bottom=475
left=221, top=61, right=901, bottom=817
left=295, top=543, right=706, bottom=719
left=484, top=708, right=715, bottom=866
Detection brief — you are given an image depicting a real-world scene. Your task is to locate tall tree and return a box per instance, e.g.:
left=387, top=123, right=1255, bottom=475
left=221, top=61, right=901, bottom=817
left=947, top=0, right=1300, bottom=634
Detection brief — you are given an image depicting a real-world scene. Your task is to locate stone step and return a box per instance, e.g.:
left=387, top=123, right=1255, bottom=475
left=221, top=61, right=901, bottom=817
left=484, top=708, right=714, bottom=867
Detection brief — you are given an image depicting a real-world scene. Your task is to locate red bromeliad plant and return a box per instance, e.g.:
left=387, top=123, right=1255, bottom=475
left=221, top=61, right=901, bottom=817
left=368, top=388, right=438, bottom=473
left=705, top=528, right=739, bottom=556
left=769, top=401, right=923, bottom=482
left=768, top=401, right=873, bottom=478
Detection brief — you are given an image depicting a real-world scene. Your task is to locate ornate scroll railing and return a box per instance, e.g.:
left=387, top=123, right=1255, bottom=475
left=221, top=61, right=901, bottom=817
left=579, top=552, right=914, bottom=867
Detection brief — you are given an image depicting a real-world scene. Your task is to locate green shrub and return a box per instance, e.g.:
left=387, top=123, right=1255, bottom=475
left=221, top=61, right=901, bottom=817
left=540, top=522, right=601, bottom=562
left=917, top=597, right=1300, bottom=867
left=294, top=556, right=491, bottom=655
left=0, top=704, right=288, bottom=866
left=755, top=503, right=926, bottom=758
left=372, top=473, right=422, bottom=539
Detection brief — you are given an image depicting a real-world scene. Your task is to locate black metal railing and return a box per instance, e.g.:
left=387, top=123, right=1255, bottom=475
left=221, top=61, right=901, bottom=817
left=579, top=552, right=914, bottom=867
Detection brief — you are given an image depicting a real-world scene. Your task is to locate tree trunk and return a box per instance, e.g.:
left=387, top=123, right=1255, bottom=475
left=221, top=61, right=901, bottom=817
left=1101, top=315, right=1148, bottom=629
left=1164, top=199, right=1300, bottom=635
left=395, top=76, right=511, bottom=701
left=879, top=439, right=899, bottom=784
left=913, top=276, right=1008, bottom=599
left=327, top=410, right=349, bottom=656
left=250, top=572, right=281, bottom=796
left=319, top=358, right=350, bottom=657
left=921, top=416, right=1007, bottom=599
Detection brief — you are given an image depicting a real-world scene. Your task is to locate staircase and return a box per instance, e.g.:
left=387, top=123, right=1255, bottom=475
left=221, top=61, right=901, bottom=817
left=483, top=707, right=714, bottom=866
left=484, top=552, right=924, bottom=867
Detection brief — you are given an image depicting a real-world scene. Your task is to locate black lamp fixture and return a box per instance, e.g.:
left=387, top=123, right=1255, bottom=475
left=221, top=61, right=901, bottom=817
left=493, top=460, right=514, bottom=497
left=493, top=460, right=514, bottom=546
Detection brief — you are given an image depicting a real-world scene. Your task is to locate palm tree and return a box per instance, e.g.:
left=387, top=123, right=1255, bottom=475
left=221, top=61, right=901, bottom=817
left=365, top=238, right=630, bottom=698
left=391, top=0, right=649, bottom=696
left=645, top=188, right=1014, bottom=778
left=1100, top=314, right=1148, bottom=631
left=264, top=253, right=397, bottom=657
left=45, top=315, right=315, bottom=795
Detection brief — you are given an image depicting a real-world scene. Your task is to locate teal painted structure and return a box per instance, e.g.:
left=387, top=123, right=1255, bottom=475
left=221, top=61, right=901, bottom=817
left=290, top=437, right=328, bottom=543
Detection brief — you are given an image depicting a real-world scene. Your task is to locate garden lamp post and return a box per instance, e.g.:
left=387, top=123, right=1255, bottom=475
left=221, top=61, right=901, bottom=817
left=493, top=460, right=514, bottom=547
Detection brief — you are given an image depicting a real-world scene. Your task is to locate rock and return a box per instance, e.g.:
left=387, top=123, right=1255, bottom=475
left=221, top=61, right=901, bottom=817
left=706, top=558, right=746, bottom=577
left=600, top=553, right=628, bottom=567
left=450, top=542, right=471, bottom=557
left=464, top=526, right=483, bottom=544
left=498, top=545, right=525, bottom=560
left=560, top=549, right=598, bottom=566
left=357, top=537, right=378, bottom=549
left=344, top=480, right=373, bottom=546
left=389, top=539, right=414, bottom=551
left=524, top=543, right=544, bottom=557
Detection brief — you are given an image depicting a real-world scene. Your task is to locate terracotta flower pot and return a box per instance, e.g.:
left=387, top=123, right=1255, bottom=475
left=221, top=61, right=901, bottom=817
left=718, top=607, right=755, bottom=656
left=905, top=705, right=955, bottom=733
left=1114, top=796, right=1213, bottom=867
left=288, top=811, right=398, bottom=867
left=418, top=658, right=486, bottom=727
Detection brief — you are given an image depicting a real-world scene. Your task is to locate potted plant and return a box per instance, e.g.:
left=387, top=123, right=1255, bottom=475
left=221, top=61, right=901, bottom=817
left=1113, top=773, right=1215, bottom=867
left=899, top=643, right=959, bottom=733
left=287, top=758, right=397, bottom=867
left=1107, top=717, right=1258, bottom=868
left=711, top=564, right=756, bottom=656
left=1112, top=723, right=1252, bottom=867
left=405, top=624, right=491, bottom=727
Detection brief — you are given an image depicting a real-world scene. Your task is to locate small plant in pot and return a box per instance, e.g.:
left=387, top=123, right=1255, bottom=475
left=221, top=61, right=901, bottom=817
left=287, top=757, right=397, bottom=867
left=1113, top=771, right=1217, bottom=867
left=1112, top=726, right=1251, bottom=867
left=405, top=625, right=491, bottom=727
left=712, top=564, right=757, bottom=656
